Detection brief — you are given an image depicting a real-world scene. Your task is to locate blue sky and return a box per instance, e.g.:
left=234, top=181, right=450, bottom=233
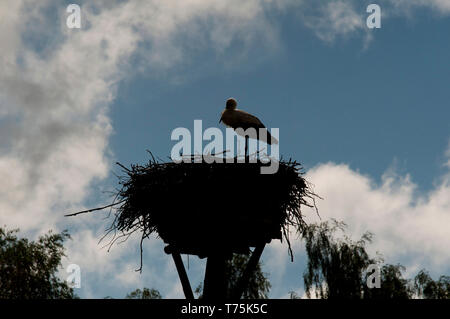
left=1, top=0, right=449, bottom=299
left=110, top=6, right=450, bottom=191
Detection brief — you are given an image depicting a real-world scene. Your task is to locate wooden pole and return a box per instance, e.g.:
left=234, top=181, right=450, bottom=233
left=203, top=254, right=227, bottom=300
left=172, top=252, right=195, bottom=300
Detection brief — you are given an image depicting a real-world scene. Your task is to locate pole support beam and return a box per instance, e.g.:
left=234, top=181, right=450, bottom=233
left=172, top=251, right=195, bottom=300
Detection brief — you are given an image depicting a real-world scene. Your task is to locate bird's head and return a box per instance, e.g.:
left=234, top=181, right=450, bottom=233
left=225, top=98, right=237, bottom=110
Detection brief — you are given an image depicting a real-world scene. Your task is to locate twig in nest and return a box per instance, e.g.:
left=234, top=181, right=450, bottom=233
left=64, top=199, right=126, bottom=217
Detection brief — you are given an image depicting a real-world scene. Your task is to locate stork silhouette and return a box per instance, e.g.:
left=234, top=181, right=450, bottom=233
left=219, top=98, right=277, bottom=158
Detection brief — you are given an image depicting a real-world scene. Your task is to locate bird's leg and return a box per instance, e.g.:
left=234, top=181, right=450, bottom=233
left=245, top=136, right=249, bottom=162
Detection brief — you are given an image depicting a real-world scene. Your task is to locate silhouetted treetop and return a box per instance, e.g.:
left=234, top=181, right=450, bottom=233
left=0, top=227, right=75, bottom=299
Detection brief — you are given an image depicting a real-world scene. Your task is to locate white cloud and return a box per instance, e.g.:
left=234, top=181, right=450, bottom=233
left=302, top=1, right=367, bottom=43
left=299, top=0, right=450, bottom=47
left=302, top=152, right=450, bottom=275
left=386, top=0, right=450, bottom=15
left=445, top=140, right=450, bottom=168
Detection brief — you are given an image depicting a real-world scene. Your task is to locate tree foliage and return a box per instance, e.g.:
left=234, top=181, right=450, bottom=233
left=414, top=269, right=450, bottom=299
left=195, top=253, right=271, bottom=299
left=303, top=220, right=376, bottom=299
left=125, top=287, right=162, bottom=299
left=363, top=264, right=412, bottom=299
left=225, top=253, right=271, bottom=299
left=0, top=227, right=75, bottom=299
left=302, top=220, right=449, bottom=299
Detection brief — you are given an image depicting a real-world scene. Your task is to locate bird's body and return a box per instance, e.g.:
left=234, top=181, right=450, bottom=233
left=219, top=98, right=278, bottom=145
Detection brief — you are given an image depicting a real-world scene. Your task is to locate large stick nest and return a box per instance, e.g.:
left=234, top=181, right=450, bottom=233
left=107, top=153, right=319, bottom=263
